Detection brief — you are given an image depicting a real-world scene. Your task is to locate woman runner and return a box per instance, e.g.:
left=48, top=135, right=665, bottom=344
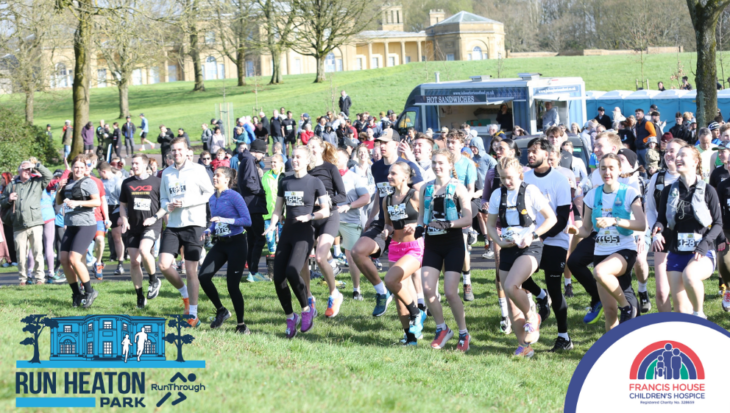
left=263, top=146, right=330, bottom=339
left=199, top=167, right=252, bottom=334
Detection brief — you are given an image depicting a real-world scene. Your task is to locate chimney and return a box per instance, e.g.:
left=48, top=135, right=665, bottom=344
left=429, top=9, right=445, bottom=26
left=380, top=4, right=404, bottom=32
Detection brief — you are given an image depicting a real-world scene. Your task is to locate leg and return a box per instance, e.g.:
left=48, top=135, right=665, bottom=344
left=567, top=235, right=600, bottom=306
left=225, top=238, right=248, bottom=324
left=544, top=271, right=569, bottom=335
left=159, top=253, right=185, bottom=289
left=593, top=254, right=630, bottom=307
left=43, top=222, right=55, bottom=276
left=29, top=226, right=45, bottom=281
left=128, top=248, right=144, bottom=289
left=596, top=281, right=618, bottom=331
left=315, top=234, right=337, bottom=295
left=351, top=236, right=383, bottom=286
left=503, top=255, right=540, bottom=317
left=14, top=229, right=30, bottom=283
left=247, top=214, right=266, bottom=274
left=443, top=271, right=467, bottom=331
left=654, top=252, right=672, bottom=312
left=668, top=271, right=693, bottom=314
left=264, top=219, right=277, bottom=253
left=199, top=243, right=230, bottom=311
left=112, top=227, right=125, bottom=264
left=682, top=256, right=715, bottom=316
left=384, top=255, right=421, bottom=331
left=346, top=249, right=360, bottom=289
left=421, top=266, right=444, bottom=325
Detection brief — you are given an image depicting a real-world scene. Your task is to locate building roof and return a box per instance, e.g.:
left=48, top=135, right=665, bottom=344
left=434, top=11, right=501, bottom=25
left=359, top=30, right=427, bottom=39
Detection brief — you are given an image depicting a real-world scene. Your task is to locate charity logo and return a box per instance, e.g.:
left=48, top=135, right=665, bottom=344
left=630, top=341, right=704, bottom=381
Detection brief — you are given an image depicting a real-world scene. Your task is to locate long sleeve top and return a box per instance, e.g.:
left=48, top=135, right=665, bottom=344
left=160, top=160, right=215, bottom=228
left=236, top=150, right=267, bottom=214
left=207, top=189, right=252, bottom=237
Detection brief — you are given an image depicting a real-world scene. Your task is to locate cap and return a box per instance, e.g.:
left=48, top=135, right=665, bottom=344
left=647, top=136, right=658, bottom=145
left=250, top=139, right=267, bottom=153
left=375, top=128, right=401, bottom=143
left=46, top=124, right=51, bottom=127
left=125, top=115, right=131, bottom=119
left=709, top=121, right=720, bottom=130
left=714, top=141, right=730, bottom=151
left=440, top=127, right=448, bottom=133
left=387, top=109, right=395, bottom=116
left=139, top=113, right=144, bottom=116
left=617, top=148, right=638, bottom=168
left=303, top=113, right=310, bottom=119
left=662, top=132, right=674, bottom=142
left=53, top=169, right=63, bottom=177
left=598, top=106, right=605, bottom=111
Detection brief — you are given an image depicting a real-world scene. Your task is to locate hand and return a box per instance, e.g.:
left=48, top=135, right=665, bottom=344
left=142, top=217, right=157, bottom=227
left=518, top=232, right=533, bottom=249
left=295, top=214, right=312, bottom=223
left=651, top=233, right=665, bottom=252
left=694, top=252, right=703, bottom=261
left=28, top=156, right=38, bottom=164
left=498, top=238, right=516, bottom=248
left=399, top=142, right=415, bottom=162
left=8, top=192, right=17, bottom=201
left=337, top=204, right=351, bottom=214
left=105, top=220, right=112, bottom=229
left=567, top=225, right=579, bottom=235
left=262, top=224, right=275, bottom=236
left=64, top=199, right=78, bottom=209
left=167, top=203, right=177, bottom=212
left=595, top=217, right=617, bottom=229
left=403, top=223, right=416, bottom=235
left=210, top=216, right=221, bottom=223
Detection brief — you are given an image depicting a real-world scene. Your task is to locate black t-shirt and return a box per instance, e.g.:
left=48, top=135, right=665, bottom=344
left=270, top=117, right=283, bottom=137
left=119, top=175, right=162, bottom=233
left=309, top=162, right=346, bottom=206
left=710, top=166, right=730, bottom=190
left=282, top=118, right=297, bottom=140
left=716, top=178, right=730, bottom=230
left=277, top=174, right=327, bottom=225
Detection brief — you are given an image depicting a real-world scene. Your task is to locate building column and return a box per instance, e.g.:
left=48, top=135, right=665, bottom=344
left=368, top=43, right=373, bottom=69
left=417, top=41, right=422, bottom=62
left=400, top=41, right=405, bottom=64
left=384, top=42, right=389, bottom=67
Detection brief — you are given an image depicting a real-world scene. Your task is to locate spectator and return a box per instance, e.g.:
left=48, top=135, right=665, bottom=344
left=62, top=120, right=73, bottom=158
left=269, top=109, right=284, bottom=154
left=322, top=122, right=337, bottom=146
left=82, top=122, right=95, bottom=155
left=709, top=121, right=722, bottom=144
left=254, top=122, right=268, bottom=141
left=542, top=101, right=559, bottom=129
left=361, top=130, right=375, bottom=150
left=495, top=104, right=513, bottom=131
left=236, top=139, right=268, bottom=280
left=210, top=128, right=226, bottom=154
left=634, top=108, right=656, bottom=166
left=364, top=116, right=382, bottom=138
left=570, top=123, right=581, bottom=134
left=314, top=116, right=327, bottom=137
left=300, top=123, right=314, bottom=145
left=229, top=142, right=247, bottom=171
left=243, top=117, right=256, bottom=143
left=121, top=116, right=136, bottom=157
left=658, top=81, right=666, bottom=91
left=618, top=119, right=636, bottom=151
left=645, top=137, right=661, bottom=175
left=262, top=154, right=284, bottom=254
left=612, top=107, right=626, bottom=129
left=669, top=112, right=691, bottom=144
left=339, top=90, right=352, bottom=117
left=157, top=125, right=175, bottom=162
left=594, top=106, right=612, bottom=130
left=680, top=76, right=693, bottom=91
left=211, top=148, right=231, bottom=170
left=259, top=111, right=269, bottom=133
left=201, top=123, right=213, bottom=151
left=176, top=128, right=191, bottom=148
left=282, top=111, right=298, bottom=156
left=46, top=124, right=53, bottom=144
left=211, top=118, right=225, bottom=137
left=650, top=111, right=665, bottom=136
left=199, top=151, right=214, bottom=183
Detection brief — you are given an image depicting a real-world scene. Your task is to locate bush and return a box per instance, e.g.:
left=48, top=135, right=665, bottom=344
left=0, top=106, right=59, bottom=172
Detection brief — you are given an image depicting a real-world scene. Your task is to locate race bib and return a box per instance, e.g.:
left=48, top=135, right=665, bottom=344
left=596, top=227, right=620, bottom=247
left=427, top=219, right=447, bottom=236
left=502, top=227, right=517, bottom=242
left=167, top=179, right=186, bottom=198
left=134, top=198, right=151, bottom=211
left=677, top=233, right=702, bottom=252
left=215, top=223, right=231, bottom=237
left=387, top=203, right=407, bottom=221
left=285, top=191, right=304, bottom=206
left=376, top=182, right=393, bottom=198
left=286, top=125, right=292, bottom=131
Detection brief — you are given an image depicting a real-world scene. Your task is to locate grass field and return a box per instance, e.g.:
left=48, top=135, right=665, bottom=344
left=2, top=260, right=730, bottom=412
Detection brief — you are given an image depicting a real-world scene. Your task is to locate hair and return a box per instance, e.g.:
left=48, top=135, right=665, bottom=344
left=415, top=132, right=434, bottom=148
left=353, top=144, right=373, bottom=165
left=273, top=142, right=283, bottom=152
left=88, top=154, right=98, bottom=165
left=635, top=108, right=645, bottom=114
left=698, top=127, right=712, bottom=141
left=650, top=111, right=660, bottom=117
left=497, top=157, right=524, bottom=180
left=113, top=122, right=119, bottom=127
left=595, top=131, right=622, bottom=149
left=561, top=141, right=574, bottom=151
left=499, top=139, right=521, bottom=158
left=271, top=153, right=284, bottom=164
left=293, top=144, right=312, bottom=163
left=391, top=161, right=415, bottom=184
left=170, top=137, right=188, bottom=148
left=720, top=123, right=730, bottom=135
left=527, top=137, right=553, bottom=153
left=216, top=148, right=226, bottom=155
left=71, top=154, right=89, bottom=174
left=668, top=138, right=689, bottom=149
left=214, top=166, right=237, bottom=189
left=98, top=162, right=112, bottom=172
left=306, top=136, right=337, bottom=169
left=599, top=153, right=622, bottom=169
left=199, top=150, right=211, bottom=160
left=148, top=158, right=157, bottom=167
left=432, top=148, right=458, bottom=181
left=679, top=146, right=703, bottom=176
left=545, top=125, right=562, bottom=137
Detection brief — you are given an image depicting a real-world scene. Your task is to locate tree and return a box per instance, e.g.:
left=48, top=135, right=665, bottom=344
left=163, top=314, right=196, bottom=362
left=211, top=0, right=257, bottom=87
left=177, top=0, right=207, bottom=91
left=290, top=0, right=376, bottom=83
left=0, top=107, right=59, bottom=172
left=687, top=0, right=730, bottom=127
left=20, top=315, right=58, bottom=364
left=254, top=0, right=298, bottom=85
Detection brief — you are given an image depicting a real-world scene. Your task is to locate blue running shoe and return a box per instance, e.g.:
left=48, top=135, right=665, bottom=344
left=583, top=301, right=603, bottom=324
left=420, top=307, right=428, bottom=326
left=409, top=310, right=425, bottom=338
left=372, top=291, right=392, bottom=317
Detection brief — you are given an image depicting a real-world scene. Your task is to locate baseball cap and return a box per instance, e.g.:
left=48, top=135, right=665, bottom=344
left=375, top=128, right=401, bottom=143
left=250, top=139, right=267, bottom=153
left=46, top=124, right=51, bottom=127
left=709, top=122, right=720, bottom=130
left=713, top=141, right=730, bottom=151
left=598, top=106, right=605, bottom=111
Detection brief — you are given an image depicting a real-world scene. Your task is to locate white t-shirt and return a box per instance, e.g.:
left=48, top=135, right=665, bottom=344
left=583, top=185, right=642, bottom=256
left=699, top=146, right=716, bottom=182
left=487, top=183, right=549, bottom=245
left=524, top=168, right=572, bottom=249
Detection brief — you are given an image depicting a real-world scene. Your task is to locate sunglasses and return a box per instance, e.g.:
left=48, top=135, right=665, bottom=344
left=202, top=157, right=211, bottom=160
left=22, top=168, right=33, bottom=172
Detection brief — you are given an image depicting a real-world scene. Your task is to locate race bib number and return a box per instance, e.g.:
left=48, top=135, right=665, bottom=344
left=215, top=223, right=231, bottom=237
left=677, top=233, right=702, bottom=252
left=377, top=182, right=393, bottom=198
left=596, top=227, right=620, bottom=247
left=286, top=125, right=292, bottom=131
left=502, top=227, right=517, bottom=242
left=168, top=179, right=186, bottom=198
left=285, top=191, right=304, bottom=206
left=427, top=219, right=447, bottom=236
left=134, top=198, right=151, bottom=211
left=387, top=203, right=407, bottom=221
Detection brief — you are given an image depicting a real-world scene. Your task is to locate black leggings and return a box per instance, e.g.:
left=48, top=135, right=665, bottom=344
left=4, top=222, right=16, bottom=263
left=274, top=223, right=313, bottom=315
left=199, top=234, right=248, bottom=324
left=521, top=245, right=569, bottom=334
left=54, top=226, right=64, bottom=270
left=247, top=214, right=266, bottom=273
left=566, top=233, right=601, bottom=307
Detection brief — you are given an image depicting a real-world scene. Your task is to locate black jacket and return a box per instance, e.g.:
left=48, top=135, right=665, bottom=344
left=594, top=114, right=613, bottom=130
left=261, top=116, right=270, bottom=132
left=157, top=130, right=175, bottom=151
left=236, top=149, right=267, bottom=214
left=495, top=111, right=513, bottom=131
left=339, top=95, right=352, bottom=116
left=669, top=123, right=693, bottom=144
left=176, top=132, right=191, bottom=148
left=121, top=122, right=136, bottom=138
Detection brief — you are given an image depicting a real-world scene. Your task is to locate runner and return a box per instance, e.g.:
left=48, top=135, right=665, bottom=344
left=263, top=146, right=330, bottom=339
left=418, top=149, right=473, bottom=352
left=98, top=162, right=125, bottom=276
left=568, top=153, right=645, bottom=330
left=713, top=141, right=730, bottom=311
left=383, top=161, right=426, bottom=346
left=158, top=138, right=215, bottom=326
left=351, top=129, right=424, bottom=317
left=487, top=156, right=557, bottom=357
left=199, top=167, right=252, bottom=334
left=57, top=155, right=102, bottom=308
left=652, top=145, right=723, bottom=319
left=119, top=154, right=164, bottom=309
left=83, top=157, right=109, bottom=280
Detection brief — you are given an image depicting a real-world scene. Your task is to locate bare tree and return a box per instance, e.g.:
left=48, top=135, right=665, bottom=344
left=290, top=0, right=377, bottom=83
left=173, top=0, right=208, bottom=91
left=253, top=0, right=297, bottom=85
left=211, top=0, right=257, bottom=86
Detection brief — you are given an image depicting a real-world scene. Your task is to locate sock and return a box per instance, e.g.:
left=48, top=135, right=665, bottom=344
left=405, top=301, right=420, bottom=318
left=638, top=282, right=647, bottom=293
left=558, top=332, right=570, bottom=341
left=118, top=260, right=123, bottom=266
left=693, top=311, right=706, bottom=318
left=82, top=281, right=93, bottom=293
left=374, top=282, right=387, bottom=295
left=149, top=272, right=157, bottom=283
left=459, top=329, right=468, bottom=335
left=330, top=288, right=340, bottom=298
left=436, top=323, right=447, bottom=330
left=353, top=286, right=361, bottom=293
left=333, top=244, right=342, bottom=257
left=536, top=289, right=547, bottom=300
left=418, top=303, right=427, bottom=311
left=189, top=304, right=198, bottom=317
left=287, top=313, right=295, bottom=320
left=564, top=278, right=572, bottom=286
left=417, top=293, right=425, bottom=307
left=178, top=285, right=189, bottom=299
left=70, top=282, right=81, bottom=295
left=135, top=287, right=144, bottom=299
left=499, top=298, right=509, bottom=317
left=462, top=271, right=471, bottom=285
left=404, top=329, right=416, bottom=342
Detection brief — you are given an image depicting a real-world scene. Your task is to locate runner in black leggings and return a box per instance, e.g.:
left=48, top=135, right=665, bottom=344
left=199, top=167, right=252, bottom=334
left=263, top=146, right=330, bottom=339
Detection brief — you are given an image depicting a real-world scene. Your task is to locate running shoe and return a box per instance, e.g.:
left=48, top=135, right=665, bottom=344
left=301, top=308, right=314, bottom=333
left=536, top=290, right=551, bottom=325
left=431, top=327, right=454, bottom=349
left=210, top=308, right=231, bottom=328
left=147, top=278, right=162, bottom=300
left=564, top=283, right=574, bottom=298
left=136, top=296, right=147, bottom=309
left=373, top=258, right=383, bottom=272
left=372, top=291, right=392, bottom=317
left=337, top=257, right=348, bottom=267
left=286, top=314, right=300, bottom=339
left=523, top=312, right=541, bottom=344
left=639, top=291, right=652, bottom=313
left=723, top=291, right=730, bottom=312
left=82, top=289, right=99, bottom=309
left=94, top=262, right=104, bottom=280
left=400, top=329, right=424, bottom=343
left=325, top=293, right=344, bottom=318
left=467, top=229, right=478, bottom=245
left=456, top=332, right=471, bottom=352
left=499, top=316, right=512, bottom=334
left=182, top=297, right=190, bottom=315
left=403, top=338, right=418, bottom=346
left=550, top=336, right=574, bottom=352
left=352, top=291, right=363, bottom=301
left=236, top=325, right=251, bottom=335
left=331, top=263, right=342, bottom=276
left=47, top=271, right=65, bottom=284
left=420, top=307, right=428, bottom=326
left=247, top=273, right=271, bottom=282
left=583, top=301, right=603, bottom=324
left=409, top=310, right=425, bottom=338
left=114, top=263, right=125, bottom=275
left=19, top=280, right=28, bottom=286
left=619, top=302, right=636, bottom=324
left=482, top=250, right=495, bottom=260
left=187, top=316, right=201, bottom=328
left=72, top=293, right=84, bottom=308
left=463, top=284, right=475, bottom=302
left=308, top=297, right=318, bottom=317
left=513, top=344, right=534, bottom=358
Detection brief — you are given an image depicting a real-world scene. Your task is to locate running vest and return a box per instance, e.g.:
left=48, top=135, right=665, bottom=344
left=423, top=180, right=460, bottom=224
left=666, top=179, right=713, bottom=230
left=653, top=170, right=666, bottom=207
left=498, top=182, right=534, bottom=228
left=69, top=177, right=91, bottom=201
left=386, top=188, right=418, bottom=230
left=591, top=183, right=633, bottom=236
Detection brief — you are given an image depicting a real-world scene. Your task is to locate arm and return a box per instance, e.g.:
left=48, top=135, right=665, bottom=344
left=101, top=195, right=109, bottom=222
left=36, top=163, right=53, bottom=187
left=365, top=192, right=380, bottom=228
left=542, top=205, right=571, bottom=239
left=330, top=167, right=347, bottom=204
left=597, top=198, right=645, bottom=232
left=159, top=173, right=170, bottom=212
left=263, top=197, right=285, bottom=235
left=533, top=205, right=558, bottom=238
left=644, top=174, right=659, bottom=228
left=66, top=193, right=101, bottom=209
left=241, top=158, right=263, bottom=195
left=231, top=193, right=252, bottom=227
left=646, top=121, right=656, bottom=138
left=450, top=185, right=473, bottom=229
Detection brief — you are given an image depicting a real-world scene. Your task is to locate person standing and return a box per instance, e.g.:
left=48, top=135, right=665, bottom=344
left=138, top=113, right=154, bottom=150
left=339, top=90, right=352, bottom=117
left=158, top=138, right=215, bottom=326
left=542, top=102, right=559, bottom=129
left=62, top=120, right=73, bottom=159
left=201, top=123, right=213, bottom=152
left=594, top=107, right=612, bottom=130
left=0, top=160, right=53, bottom=285
left=111, top=122, right=122, bottom=159
left=270, top=110, right=284, bottom=155
left=237, top=139, right=268, bottom=279
left=157, top=125, right=175, bottom=163
left=634, top=109, right=657, bottom=167
left=122, top=116, right=137, bottom=157
left=282, top=111, right=298, bottom=157
left=82, top=122, right=95, bottom=155
left=46, top=124, right=53, bottom=144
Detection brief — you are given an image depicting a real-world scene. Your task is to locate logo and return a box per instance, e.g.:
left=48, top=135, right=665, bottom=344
left=129, top=185, right=152, bottom=191
left=630, top=341, right=704, bottom=381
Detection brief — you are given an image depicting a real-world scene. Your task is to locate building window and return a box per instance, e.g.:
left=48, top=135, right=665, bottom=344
left=61, top=340, right=75, bottom=354
left=355, top=57, right=363, bottom=70
left=144, top=325, right=152, bottom=333
left=205, top=31, right=215, bottom=45
left=405, top=56, right=411, bottom=63
left=123, top=324, right=127, bottom=331
left=205, top=56, right=217, bottom=80
left=88, top=323, right=93, bottom=331
left=87, top=342, right=93, bottom=354
left=64, top=325, right=71, bottom=333
left=132, top=68, right=142, bottom=85
left=472, top=46, right=483, bottom=61
left=371, top=57, right=379, bottom=69
left=144, top=341, right=155, bottom=354
left=168, top=65, right=178, bottom=82
left=421, top=55, right=426, bottom=62
left=103, top=321, right=112, bottom=330
left=103, top=341, right=112, bottom=355
left=446, top=54, right=455, bottom=61
left=54, top=63, right=68, bottom=88
left=97, top=69, right=107, bottom=87
left=325, top=53, right=336, bottom=73
left=150, top=67, right=160, bottom=84
left=388, top=56, right=396, bottom=66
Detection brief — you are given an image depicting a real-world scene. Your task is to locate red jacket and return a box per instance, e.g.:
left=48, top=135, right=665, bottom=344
left=300, top=130, right=314, bottom=145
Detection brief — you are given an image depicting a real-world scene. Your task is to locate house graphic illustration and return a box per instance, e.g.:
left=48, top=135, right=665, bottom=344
left=50, top=315, right=165, bottom=361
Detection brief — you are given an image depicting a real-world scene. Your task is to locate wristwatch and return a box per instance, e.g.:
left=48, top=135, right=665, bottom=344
left=532, top=231, right=539, bottom=240
left=310, top=213, right=316, bottom=220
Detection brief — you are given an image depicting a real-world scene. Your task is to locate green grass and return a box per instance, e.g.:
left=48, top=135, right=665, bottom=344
left=2, top=261, right=730, bottom=412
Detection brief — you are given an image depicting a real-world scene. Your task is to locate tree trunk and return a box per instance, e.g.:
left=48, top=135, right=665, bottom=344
left=269, top=48, right=282, bottom=85
left=695, top=17, right=719, bottom=127
left=175, top=342, right=184, bottom=362
left=24, top=89, right=34, bottom=125
left=30, top=339, right=40, bottom=364
left=314, top=56, right=326, bottom=83
left=236, top=49, right=246, bottom=87
left=190, top=30, right=205, bottom=92
left=118, top=80, right=129, bottom=119
left=71, top=1, right=93, bottom=160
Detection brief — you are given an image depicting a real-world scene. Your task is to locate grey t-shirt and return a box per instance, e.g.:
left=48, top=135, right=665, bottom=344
left=63, top=178, right=99, bottom=227
left=102, top=176, right=122, bottom=213
left=339, top=170, right=369, bottom=225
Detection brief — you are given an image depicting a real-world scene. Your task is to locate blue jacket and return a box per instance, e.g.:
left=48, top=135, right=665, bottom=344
left=207, top=189, right=252, bottom=237
left=243, top=124, right=255, bottom=144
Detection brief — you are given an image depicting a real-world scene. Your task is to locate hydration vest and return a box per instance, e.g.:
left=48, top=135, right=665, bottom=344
left=423, top=180, right=460, bottom=224
left=653, top=170, right=666, bottom=208
left=69, top=177, right=91, bottom=201
left=666, top=179, right=713, bottom=230
left=498, top=182, right=535, bottom=228
left=591, top=183, right=633, bottom=236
